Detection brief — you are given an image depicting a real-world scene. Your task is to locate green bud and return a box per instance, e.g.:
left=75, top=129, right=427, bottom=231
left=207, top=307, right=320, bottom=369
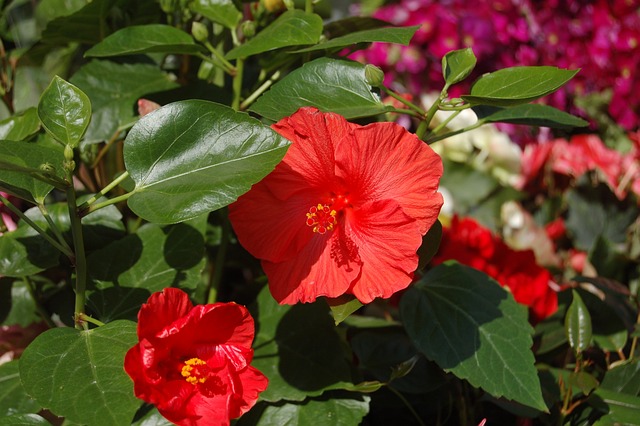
left=64, top=144, right=74, bottom=162
left=282, top=0, right=294, bottom=10
left=241, top=20, right=256, bottom=38
left=64, top=160, right=76, bottom=173
left=39, top=162, right=55, bottom=173
left=191, top=22, right=209, bottom=43
left=364, top=64, right=385, bottom=87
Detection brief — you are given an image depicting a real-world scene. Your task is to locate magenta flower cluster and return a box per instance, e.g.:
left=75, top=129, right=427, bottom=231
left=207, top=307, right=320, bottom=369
left=354, top=0, right=639, bottom=130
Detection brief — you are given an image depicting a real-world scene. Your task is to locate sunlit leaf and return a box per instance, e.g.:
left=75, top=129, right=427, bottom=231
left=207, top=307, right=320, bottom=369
left=38, top=76, right=91, bottom=147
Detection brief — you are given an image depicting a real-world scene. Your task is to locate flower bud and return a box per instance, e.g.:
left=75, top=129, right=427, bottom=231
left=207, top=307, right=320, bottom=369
left=262, top=0, right=285, bottom=12
left=364, top=64, right=385, bottom=87
left=64, top=144, right=74, bottom=162
left=191, top=22, right=209, bottom=43
left=241, top=20, right=256, bottom=38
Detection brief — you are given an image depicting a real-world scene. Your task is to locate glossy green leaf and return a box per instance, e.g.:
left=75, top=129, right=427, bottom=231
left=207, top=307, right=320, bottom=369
left=564, top=290, right=592, bottom=353
left=225, top=10, right=322, bottom=60
left=19, top=321, right=139, bottom=426
left=40, top=0, right=118, bottom=45
left=292, top=25, right=419, bottom=53
left=400, top=262, right=547, bottom=411
left=474, top=104, right=589, bottom=129
left=417, top=219, right=442, bottom=269
left=250, top=286, right=353, bottom=402
left=589, top=388, right=640, bottom=425
left=0, top=139, right=65, bottom=203
left=85, top=25, right=206, bottom=57
left=1, top=280, right=41, bottom=326
left=250, top=58, right=388, bottom=121
left=462, top=66, right=579, bottom=106
left=124, top=100, right=290, bottom=223
left=37, top=76, right=91, bottom=147
left=0, top=108, right=41, bottom=141
left=131, top=407, right=173, bottom=426
left=70, top=60, right=179, bottom=144
left=327, top=296, right=363, bottom=325
left=189, top=0, right=242, bottom=29
left=86, top=219, right=206, bottom=322
left=0, top=414, right=51, bottom=425
left=35, top=0, right=90, bottom=28
left=0, top=360, right=41, bottom=417
left=242, top=393, right=370, bottom=426
left=442, top=48, right=476, bottom=87
left=601, top=360, right=640, bottom=395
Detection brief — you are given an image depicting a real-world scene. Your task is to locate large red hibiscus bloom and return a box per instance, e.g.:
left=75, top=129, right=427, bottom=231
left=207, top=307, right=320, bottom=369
left=229, top=107, right=443, bottom=304
left=124, top=288, right=267, bottom=426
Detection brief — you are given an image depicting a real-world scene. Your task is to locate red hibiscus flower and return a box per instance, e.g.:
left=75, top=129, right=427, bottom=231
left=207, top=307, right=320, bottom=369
left=124, top=288, right=268, bottom=426
left=432, top=216, right=557, bottom=323
left=229, top=107, right=443, bottom=304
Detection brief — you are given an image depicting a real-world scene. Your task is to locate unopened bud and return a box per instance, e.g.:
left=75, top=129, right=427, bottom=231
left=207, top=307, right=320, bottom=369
left=364, top=64, right=385, bottom=87
left=241, top=20, right=256, bottom=38
left=191, top=21, right=209, bottom=43
left=64, top=145, right=74, bottom=162
left=262, top=0, right=285, bottom=12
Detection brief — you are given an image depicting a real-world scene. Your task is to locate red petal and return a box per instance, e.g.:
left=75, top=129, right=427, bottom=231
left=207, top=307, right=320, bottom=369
left=137, top=288, right=193, bottom=340
left=346, top=199, right=423, bottom=303
left=189, top=303, right=256, bottom=349
left=263, top=228, right=360, bottom=304
left=229, top=181, right=317, bottom=263
left=335, top=121, right=443, bottom=234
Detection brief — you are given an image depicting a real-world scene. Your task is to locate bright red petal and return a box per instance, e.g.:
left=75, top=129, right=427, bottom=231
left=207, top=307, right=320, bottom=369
left=137, top=288, right=193, bottom=340
left=346, top=199, right=423, bottom=303
left=263, top=227, right=360, bottom=304
left=336, top=121, right=443, bottom=234
left=188, top=303, right=256, bottom=349
left=229, top=181, right=317, bottom=263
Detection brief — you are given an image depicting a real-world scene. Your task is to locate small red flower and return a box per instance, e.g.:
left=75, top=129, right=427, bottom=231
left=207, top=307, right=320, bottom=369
left=432, top=216, right=558, bottom=323
left=124, top=288, right=267, bottom=426
left=229, top=107, right=443, bottom=304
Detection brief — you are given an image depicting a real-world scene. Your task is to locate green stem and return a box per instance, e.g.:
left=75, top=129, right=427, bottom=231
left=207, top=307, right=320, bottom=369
left=77, top=171, right=130, bottom=211
left=240, top=71, right=281, bottom=110
left=79, top=191, right=133, bottom=218
left=0, top=160, right=69, bottom=189
left=305, top=0, right=313, bottom=13
left=66, top=186, right=87, bottom=330
left=424, top=121, right=484, bottom=144
left=37, top=203, right=73, bottom=254
left=0, top=195, right=74, bottom=259
left=78, top=313, right=105, bottom=327
left=207, top=210, right=231, bottom=304
left=415, top=120, right=429, bottom=140
left=23, top=277, right=56, bottom=328
left=200, top=44, right=236, bottom=75
left=430, top=110, right=462, bottom=135
left=379, top=85, right=426, bottom=116
left=422, top=92, right=445, bottom=131
left=388, top=387, right=426, bottom=426
left=232, top=58, right=245, bottom=111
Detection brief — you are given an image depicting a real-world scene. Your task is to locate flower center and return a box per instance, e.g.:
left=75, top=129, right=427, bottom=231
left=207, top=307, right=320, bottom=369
left=306, top=204, right=337, bottom=234
left=181, top=357, right=209, bottom=385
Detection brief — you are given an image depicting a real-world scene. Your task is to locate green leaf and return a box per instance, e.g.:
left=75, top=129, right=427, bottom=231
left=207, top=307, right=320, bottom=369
left=601, top=360, right=640, bottom=395
left=461, top=66, right=579, bottom=106
left=565, top=181, right=639, bottom=251
left=19, top=321, right=140, bottom=426
left=131, top=407, right=173, bottom=426
left=124, top=100, right=290, bottom=224
left=70, top=60, right=179, bottom=144
left=589, top=388, right=640, bottom=425
left=189, top=0, right=242, bottom=29
left=442, top=48, right=476, bottom=87
left=84, top=24, right=206, bottom=57
left=327, top=295, right=363, bottom=325
left=0, top=139, right=65, bottom=203
left=1, top=280, right=41, bottom=326
left=0, top=414, right=51, bottom=425
left=37, top=76, right=91, bottom=147
left=0, top=108, right=41, bottom=141
left=400, top=262, right=547, bottom=411
left=250, top=58, right=388, bottom=121
left=417, top=219, right=442, bottom=269
left=250, top=286, right=354, bottom=402
left=292, top=25, right=419, bottom=53
left=225, top=10, right=322, bottom=60
left=474, top=104, right=589, bottom=129
left=86, top=220, right=206, bottom=322
left=40, top=0, right=118, bottom=45
left=0, top=360, right=41, bottom=417
left=0, top=221, right=59, bottom=277
left=350, top=330, right=446, bottom=394
left=242, top=393, right=370, bottom=426
left=564, top=290, right=592, bottom=353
